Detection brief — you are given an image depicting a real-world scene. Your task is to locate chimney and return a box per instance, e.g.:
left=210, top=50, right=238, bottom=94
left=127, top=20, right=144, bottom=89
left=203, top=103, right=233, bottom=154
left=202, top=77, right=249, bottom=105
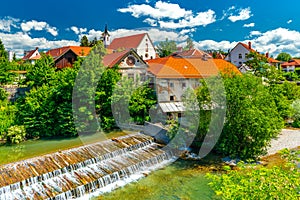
left=266, top=52, right=269, bottom=58
left=35, top=47, right=39, bottom=50
left=248, top=41, right=252, bottom=49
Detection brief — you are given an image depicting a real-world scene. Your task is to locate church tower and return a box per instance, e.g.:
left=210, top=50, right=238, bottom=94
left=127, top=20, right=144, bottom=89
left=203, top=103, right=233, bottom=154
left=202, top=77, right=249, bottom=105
left=102, top=24, right=111, bottom=48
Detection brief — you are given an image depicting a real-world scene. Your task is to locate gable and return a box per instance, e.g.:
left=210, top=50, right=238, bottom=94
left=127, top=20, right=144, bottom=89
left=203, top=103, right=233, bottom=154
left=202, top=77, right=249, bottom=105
left=103, top=49, right=147, bottom=68
left=108, top=33, right=146, bottom=50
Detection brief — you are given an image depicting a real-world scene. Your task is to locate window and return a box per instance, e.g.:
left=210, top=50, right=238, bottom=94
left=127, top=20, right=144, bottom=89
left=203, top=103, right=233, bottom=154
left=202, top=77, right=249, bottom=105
left=170, top=95, right=175, bottom=101
left=140, top=73, right=146, bottom=82
left=145, top=53, right=149, bottom=58
left=238, top=53, right=242, bottom=59
left=128, top=73, right=134, bottom=79
left=146, top=43, right=149, bottom=52
left=239, top=62, right=242, bottom=65
left=169, top=82, right=174, bottom=88
left=182, top=82, right=186, bottom=88
left=245, top=53, right=248, bottom=58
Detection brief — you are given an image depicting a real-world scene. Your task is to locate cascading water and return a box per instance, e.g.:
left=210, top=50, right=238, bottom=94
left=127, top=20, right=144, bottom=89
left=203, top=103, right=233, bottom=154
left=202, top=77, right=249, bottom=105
left=0, top=133, right=175, bottom=199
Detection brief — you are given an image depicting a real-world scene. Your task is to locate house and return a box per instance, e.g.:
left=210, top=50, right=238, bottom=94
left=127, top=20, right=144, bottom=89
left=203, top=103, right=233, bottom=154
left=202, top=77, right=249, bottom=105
left=22, top=47, right=41, bottom=64
left=225, top=42, right=255, bottom=68
left=46, top=46, right=91, bottom=68
left=108, top=33, right=156, bottom=61
left=147, top=50, right=240, bottom=118
left=281, top=59, right=300, bottom=72
left=103, top=48, right=149, bottom=82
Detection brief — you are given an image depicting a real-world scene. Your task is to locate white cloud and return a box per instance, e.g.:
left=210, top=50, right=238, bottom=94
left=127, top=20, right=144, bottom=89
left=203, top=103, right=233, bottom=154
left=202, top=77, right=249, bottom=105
left=118, top=1, right=192, bottom=20
left=287, top=19, right=293, bottom=24
left=243, top=22, right=255, bottom=27
left=21, top=20, right=58, bottom=36
left=143, top=18, right=157, bottom=26
left=0, top=17, right=20, bottom=32
left=118, top=1, right=216, bottom=29
left=249, top=30, right=262, bottom=37
left=179, top=28, right=196, bottom=35
left=70, top=26, right=87, bottom=34
left=158, top=9, right=216, bottom=29
left=1, top=32, right=78, bottom=58
left=195, top=40, right=235, bottom=51
left=193, top=27, right=300, bottom=58
left=228, top=7, right=252, bottom=22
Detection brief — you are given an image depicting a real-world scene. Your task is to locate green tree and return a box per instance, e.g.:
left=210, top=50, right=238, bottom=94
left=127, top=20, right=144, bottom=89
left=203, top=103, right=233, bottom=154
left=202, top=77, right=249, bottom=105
left=80, top=35, right=89, bottom=47
left=156, top=38, right=177, bottom=57
left=0, top=38, right=8, bottom=62
left=95, top=66, right=121, bottom=131
left=276, top=52, right=292, bottom=62
left=184, top=37, right=194, bottom=50
left=17, top=67, right=78, bottom=138
left=25, top=54, right=56, bottom=87
left=198, top=74, right=283, bottom=159
left=129, top=82, right=156, bottom=124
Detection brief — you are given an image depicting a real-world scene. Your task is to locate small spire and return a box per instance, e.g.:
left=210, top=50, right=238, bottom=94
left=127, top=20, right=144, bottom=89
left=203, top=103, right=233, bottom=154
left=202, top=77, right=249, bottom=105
left=103, top=24, right=110, bottom=36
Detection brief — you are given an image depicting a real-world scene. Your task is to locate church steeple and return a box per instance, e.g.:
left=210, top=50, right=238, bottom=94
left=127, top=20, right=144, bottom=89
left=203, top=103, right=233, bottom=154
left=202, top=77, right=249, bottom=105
left=102, top=24, right=110, bottom=47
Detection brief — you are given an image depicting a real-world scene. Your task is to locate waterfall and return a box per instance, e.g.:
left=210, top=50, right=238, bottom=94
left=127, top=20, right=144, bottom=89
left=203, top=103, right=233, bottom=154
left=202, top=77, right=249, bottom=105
left=0, top=133, right=175, bottom=199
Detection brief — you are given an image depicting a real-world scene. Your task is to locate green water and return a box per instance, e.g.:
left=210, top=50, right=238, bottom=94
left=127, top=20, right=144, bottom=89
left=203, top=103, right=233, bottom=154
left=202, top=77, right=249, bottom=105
left=97, top=160, right=218, bottom=200
left=0, top=131, right=128, bottom=165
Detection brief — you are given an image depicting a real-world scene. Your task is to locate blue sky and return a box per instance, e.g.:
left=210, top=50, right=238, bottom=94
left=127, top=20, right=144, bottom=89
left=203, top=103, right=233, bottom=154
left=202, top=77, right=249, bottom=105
left=0, top=0, right=299, bottom=58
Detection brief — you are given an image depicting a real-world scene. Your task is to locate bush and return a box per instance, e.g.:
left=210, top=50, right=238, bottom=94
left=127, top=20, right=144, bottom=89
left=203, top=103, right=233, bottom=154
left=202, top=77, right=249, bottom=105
left=6, top=125, right=26, bottom=144
left=206, top=149, right=300, bottom=199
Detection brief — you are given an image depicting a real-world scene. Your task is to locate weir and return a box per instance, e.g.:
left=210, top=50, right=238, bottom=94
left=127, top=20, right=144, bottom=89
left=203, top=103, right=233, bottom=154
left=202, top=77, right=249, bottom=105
left=0, top=133, right=175, bottom=199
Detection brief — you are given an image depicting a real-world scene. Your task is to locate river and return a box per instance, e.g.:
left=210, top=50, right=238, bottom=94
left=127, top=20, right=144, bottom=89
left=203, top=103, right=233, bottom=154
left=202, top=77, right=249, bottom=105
left=0, top=131, right=216, bottom=199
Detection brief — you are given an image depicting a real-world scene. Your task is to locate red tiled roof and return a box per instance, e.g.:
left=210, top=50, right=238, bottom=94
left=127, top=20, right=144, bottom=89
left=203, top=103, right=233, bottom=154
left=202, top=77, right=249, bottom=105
left=281, top=59, right=300, bottom=67
left=108, top=33, right=146, bottom=50
left=102, top=50, right=129, bottom=67
left=147, top=56, right=240, bottom=78
left=268, top=57, right=280, bottom=63
left=239, top=42, right=256, bottom=52
left=172, top=48, right=212, bottom=58
left=46, top=46, right=91, bottom=59
left=22, top=47, right=41, bottom=60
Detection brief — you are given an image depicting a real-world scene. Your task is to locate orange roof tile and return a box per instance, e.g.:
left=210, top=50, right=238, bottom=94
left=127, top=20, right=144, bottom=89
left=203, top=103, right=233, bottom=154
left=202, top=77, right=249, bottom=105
left=281, top=59, right=300, bottom=67
left=239, top=42, right=256, bottom=52
left=147, top=57, right=240, bottom=78
left=108, top=33, right=146, bottom=50
left=172, top=48, right=212, bottom=58
left=46, top=46, right=91, bottom=59
left=268, top=57, right=280, bottom=63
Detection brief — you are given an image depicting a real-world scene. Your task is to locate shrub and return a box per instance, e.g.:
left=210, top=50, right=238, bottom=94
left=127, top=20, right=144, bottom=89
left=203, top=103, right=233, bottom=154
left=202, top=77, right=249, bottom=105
left=6, top=125, right=26, bottom=144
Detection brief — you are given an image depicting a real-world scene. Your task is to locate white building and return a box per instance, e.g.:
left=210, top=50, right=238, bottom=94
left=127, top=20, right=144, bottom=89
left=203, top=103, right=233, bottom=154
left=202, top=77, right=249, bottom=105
left=108, top=33, right=156, bottom=61
left=8, top=50, right=14, bottom=62
left=225, top=42, right=255, bottom=67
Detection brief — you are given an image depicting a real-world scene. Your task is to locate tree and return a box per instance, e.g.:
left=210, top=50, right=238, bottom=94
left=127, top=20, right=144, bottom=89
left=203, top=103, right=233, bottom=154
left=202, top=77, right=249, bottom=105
left=25, top=54, right=56, bottom=88
left=80, top=35, right=89, bottom=47
left=129, top=83, right=157, bottom=124
left=184, top=37, right=194, bottom=50
left=198, top=74, right=283, bottom=159
left=218, top=74, right=283, bottom=159
left=156, top=38, right=177, bottom=57
left=276, top=52, right=292, bottom=62
left=17, top=67, right=78, bottom=138
left=0, top=39, right=8, bottom=62
left=95, top=66, right=121, bottom=131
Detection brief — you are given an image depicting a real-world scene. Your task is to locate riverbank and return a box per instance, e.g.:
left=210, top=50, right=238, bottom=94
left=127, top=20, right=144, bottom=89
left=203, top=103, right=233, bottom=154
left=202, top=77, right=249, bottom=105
left=266, top=128, right=300, bottom=155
